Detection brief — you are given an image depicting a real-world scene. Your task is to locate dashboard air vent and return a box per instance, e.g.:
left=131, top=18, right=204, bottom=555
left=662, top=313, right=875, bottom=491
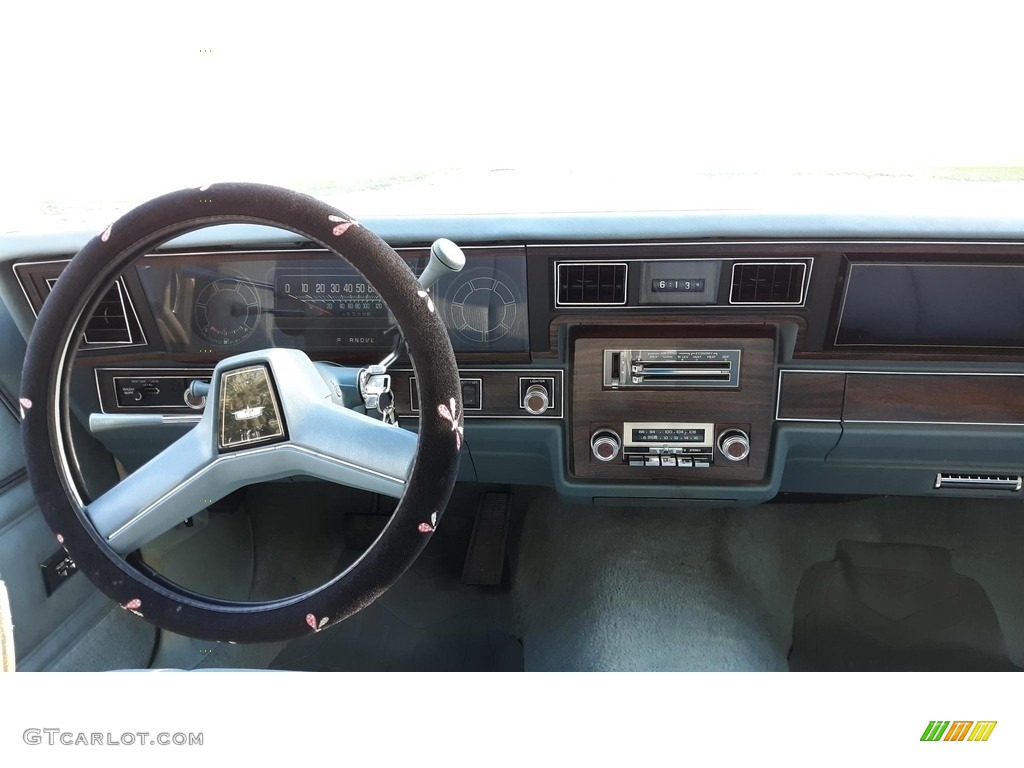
left=934, top=473, right=1022, bottom=492
left=730, top=262, right=807, bottom=305
left=556, top=262, right=628, bottom=307
left=46, top=278, right=136, bottom=345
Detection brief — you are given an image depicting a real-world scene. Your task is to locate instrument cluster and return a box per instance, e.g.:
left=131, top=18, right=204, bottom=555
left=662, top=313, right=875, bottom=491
left=133, top=246, right=530, bottom=356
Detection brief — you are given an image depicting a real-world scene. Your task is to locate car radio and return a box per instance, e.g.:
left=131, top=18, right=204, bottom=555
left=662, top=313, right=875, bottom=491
left=622, top=421, right=716, bottom=467
left=590, top=422, right=751, bottom=467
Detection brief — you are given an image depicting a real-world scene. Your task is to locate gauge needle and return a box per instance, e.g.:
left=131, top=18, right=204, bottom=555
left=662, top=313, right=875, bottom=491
left=284, top=292, right=333, bottom=316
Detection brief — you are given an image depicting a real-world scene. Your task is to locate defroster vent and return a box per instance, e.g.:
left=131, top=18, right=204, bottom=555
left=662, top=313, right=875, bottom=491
left=556, top=262, right=628, bottom=307
left=730, top=262, right=808, bottom=305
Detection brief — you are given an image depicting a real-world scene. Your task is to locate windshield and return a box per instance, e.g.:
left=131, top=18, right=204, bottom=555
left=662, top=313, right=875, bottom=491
left=3, top=3, right=1023, bottom=232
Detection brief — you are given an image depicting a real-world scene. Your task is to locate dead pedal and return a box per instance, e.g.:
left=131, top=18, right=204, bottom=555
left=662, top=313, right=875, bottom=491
left=461, top=491, right=512, bottom=586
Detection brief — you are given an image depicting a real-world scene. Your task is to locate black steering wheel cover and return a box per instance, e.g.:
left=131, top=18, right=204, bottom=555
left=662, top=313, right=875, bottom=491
left=20, top=182, right=463, bottom=642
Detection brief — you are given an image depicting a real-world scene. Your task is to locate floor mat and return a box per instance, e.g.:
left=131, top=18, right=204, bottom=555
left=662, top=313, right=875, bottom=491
left=270, top=497, right=523, bottom=672
left=790, top=540, right=1019, bottom=671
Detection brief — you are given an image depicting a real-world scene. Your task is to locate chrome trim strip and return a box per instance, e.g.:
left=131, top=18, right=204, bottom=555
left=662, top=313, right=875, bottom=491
left=531, top=239, right=1024, bottom=249
left=842, top=419, right=1024, bottom=426
left=162, top=415, right=202, bottom=424
left=630, top=368, right=732, bottom=377
left=145, top=245, right=525, bottom=259
left=12, top=257, right=71, bottom=320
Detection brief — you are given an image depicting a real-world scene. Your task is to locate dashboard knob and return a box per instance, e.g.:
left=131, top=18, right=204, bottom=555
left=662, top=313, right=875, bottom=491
left=183, top=379, right=210, bottom=410
left=718, top=429, right=750, bottom=462
left=523, top=383, right=550, bottom=415
left=590, top=429, right=621, bottom=462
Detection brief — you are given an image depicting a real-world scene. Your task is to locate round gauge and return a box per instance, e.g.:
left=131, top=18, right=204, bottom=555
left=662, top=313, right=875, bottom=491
left=443, top=268, right=520, bottom=345
left=193, top=278, right=261, bottom=346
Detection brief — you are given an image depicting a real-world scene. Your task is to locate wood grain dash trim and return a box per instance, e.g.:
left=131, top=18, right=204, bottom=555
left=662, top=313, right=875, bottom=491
left=777, top=371, right=845, bottom=421
left=843, top=373, right=1024, bottom=424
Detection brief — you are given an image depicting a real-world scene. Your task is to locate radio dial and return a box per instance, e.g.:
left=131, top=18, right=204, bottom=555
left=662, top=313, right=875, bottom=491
left=590, top=429, right=621, bottom=462
left=718, top=429, right=750, bottom=462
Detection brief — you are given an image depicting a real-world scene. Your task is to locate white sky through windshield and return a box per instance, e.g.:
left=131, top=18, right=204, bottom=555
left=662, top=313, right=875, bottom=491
left=2, top=1, right=1023, bottom=231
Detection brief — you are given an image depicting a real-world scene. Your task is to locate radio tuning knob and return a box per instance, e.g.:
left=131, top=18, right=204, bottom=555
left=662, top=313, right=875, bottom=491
left=718, top=429, right=750, bottom=462
left=590, top=429, right=621, bottom=462
left=523, top=383, right=550, bottom=415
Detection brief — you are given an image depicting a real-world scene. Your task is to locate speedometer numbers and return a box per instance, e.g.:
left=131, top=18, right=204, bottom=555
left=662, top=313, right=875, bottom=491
left=193, top=278, right=261, bottom=346
left=276, top=274, right=386, bottom=318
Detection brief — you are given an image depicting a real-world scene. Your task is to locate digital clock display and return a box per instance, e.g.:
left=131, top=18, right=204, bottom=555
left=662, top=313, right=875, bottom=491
left=651, top=278, right=706, bottom=293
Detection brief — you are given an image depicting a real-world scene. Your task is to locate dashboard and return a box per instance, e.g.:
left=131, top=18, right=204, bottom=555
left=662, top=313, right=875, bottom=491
left=6, top=214, right=1024, bottom=506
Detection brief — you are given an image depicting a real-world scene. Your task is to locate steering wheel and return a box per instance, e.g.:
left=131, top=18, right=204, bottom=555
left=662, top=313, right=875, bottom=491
left=19, top=183, right=463, bottom=643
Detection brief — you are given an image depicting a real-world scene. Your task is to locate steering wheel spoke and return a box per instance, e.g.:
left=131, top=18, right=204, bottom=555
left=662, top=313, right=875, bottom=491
left=85, top=425, right=214, bottom=555
left=288, top=397, right=417, bottom=497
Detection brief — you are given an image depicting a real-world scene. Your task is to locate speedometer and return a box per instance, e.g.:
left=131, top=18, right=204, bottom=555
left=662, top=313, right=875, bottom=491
left=265, top=249, right=529, bottom=353
left=193, top=278, right=261, bottom=346
left=275, top=272, right=386, bottom=319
